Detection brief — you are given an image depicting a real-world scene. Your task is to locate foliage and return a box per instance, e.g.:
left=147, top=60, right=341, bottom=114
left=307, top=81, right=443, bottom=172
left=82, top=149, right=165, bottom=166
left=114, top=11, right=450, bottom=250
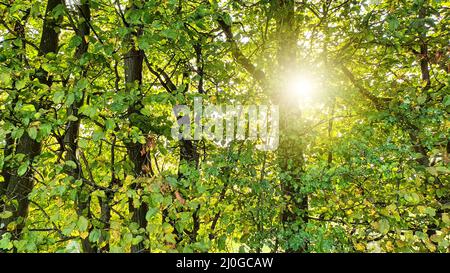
left=0, top=0, right=449, bottom=253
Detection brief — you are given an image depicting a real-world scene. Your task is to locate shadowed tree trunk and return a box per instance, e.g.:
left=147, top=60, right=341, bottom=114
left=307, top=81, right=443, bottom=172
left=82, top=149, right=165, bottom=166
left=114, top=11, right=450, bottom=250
left=62, top=0, right=95, bottom=253
left=0, top=0, right=63, bottom=242
left=272, top=0, right=309, bottom=252
left=122, top=4, right=148, bottom=252
left=0, top=10, right=30, bottom=230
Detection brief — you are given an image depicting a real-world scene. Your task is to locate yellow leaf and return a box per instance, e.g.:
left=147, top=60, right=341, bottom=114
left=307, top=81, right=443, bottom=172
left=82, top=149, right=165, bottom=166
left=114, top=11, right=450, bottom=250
left=355, top=243, right=365, bottom=251
left=385, top=241, right=394, bottom=252
left=424, top=239, right=436, bottom=252
left=430, top=234, right=442, bottom=243
left=0, top=211, right=13, bottom=219
left=162, top=222, right=173, bottom=234
left=442, top=213, right=450, bottom=224
left=80, top=231, right=89, bottom=239
left=7, top=222, right=17, bottom=231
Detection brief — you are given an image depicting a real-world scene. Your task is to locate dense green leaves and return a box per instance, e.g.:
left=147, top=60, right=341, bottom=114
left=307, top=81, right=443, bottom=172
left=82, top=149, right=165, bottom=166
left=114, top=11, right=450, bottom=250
left=0, top=0, right=448, bottom=253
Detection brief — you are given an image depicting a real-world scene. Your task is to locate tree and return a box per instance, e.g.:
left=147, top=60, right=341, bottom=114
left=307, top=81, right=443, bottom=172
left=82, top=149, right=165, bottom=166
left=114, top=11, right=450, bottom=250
left=0, top=0, right=448, bottom=253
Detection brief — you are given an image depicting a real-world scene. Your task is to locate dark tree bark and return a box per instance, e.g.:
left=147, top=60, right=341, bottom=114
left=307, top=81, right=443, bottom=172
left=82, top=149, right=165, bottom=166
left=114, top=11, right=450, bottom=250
left=273, top=0, right=309, bottom=252
left=62, top=0, right=95, bottom=253
left=1, top=0, right=62, bottom=241
left=121, top=6, right=148, bottom=252
left=0, top=10, right=30, bottom=218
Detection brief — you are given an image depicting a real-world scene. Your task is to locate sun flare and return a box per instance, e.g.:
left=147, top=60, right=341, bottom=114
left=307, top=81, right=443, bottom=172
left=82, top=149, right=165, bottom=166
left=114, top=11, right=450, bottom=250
left=285, top=73, right=319, bottom=104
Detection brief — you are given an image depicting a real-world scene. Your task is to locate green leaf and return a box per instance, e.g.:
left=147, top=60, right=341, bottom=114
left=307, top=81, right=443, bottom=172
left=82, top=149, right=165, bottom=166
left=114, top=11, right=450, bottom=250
left=0, top=234, right=13, bottom=250
left=132, top=235, right=143, bottom=246
left=105, top=119, right=116, bottom=130
left=27, top=126, right=37, bottom=140
left=15, top=79, right=27, bottom=90
left=145, top=207, right=159, bottom=221
left=444, top=95, right=450, bottom=106
left=75, top=78, right=89, bottom=91
left=42, top=63, right=55, bottom=73
left=122, top=232, right=133, bottom=244
left=65, top=93, right=75, bottom=106
left=39, top=123, right=52, bottom=137
left=417, top=94, right=427, bottom=104
left=64, top=160, right=77, bottom=169
left=388, top=15, right=400, bottom=31
left=62, top=222, right=76, bottom=236
left=79, top=105, right=97, bottom=118
left=161, top=29, right=178, bottom=40
left=426, top=167, right=438, bottom=176
left=78, top=138, right=88, bottom=149
left=11, top=128, right=24, bottom=139
left=69, top=35, right=83, bottom=48
left=0, top=211, right=13, bottom=219
left=442, top=213, right=450, bottom=224
left=52, top=4, right=65, bottom=19
left=166, top=176, right=178, bottom=187
left=17, top=161, right=29, bottom=177
left=425, top=207, right=436, bottom=217
left=162, top=222, right=173, bottom=234
left=21, top=104, right=36, bottom=113
left=89, top=229, right=101, bottom=243
left=436, top=166, right=450, bottom=174
left=376, top=218, right=390, bottom=234
left=77, top=216, right=89, bottom=232
left=0, top=72, right=11, bottom=85
left=92, top=129, right=105, bottom=142
left=238, top=245, right=246, bottom=253
left=53, top=90, right=65, bottom=104
left=67, top=115, right=78, bottom=121
left=221, top=13, right=232, bottom=26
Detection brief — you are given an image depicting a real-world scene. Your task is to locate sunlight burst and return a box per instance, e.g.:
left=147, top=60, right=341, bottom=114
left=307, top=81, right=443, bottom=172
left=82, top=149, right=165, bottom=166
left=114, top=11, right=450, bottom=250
left=286, top=73, right=319, bottom=104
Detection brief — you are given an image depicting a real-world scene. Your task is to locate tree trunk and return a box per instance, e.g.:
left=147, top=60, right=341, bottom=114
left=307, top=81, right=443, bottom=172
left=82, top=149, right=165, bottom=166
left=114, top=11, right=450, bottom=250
left=273, top=0, right=309, bottom=252
left=62, top=0, right=95, bottom=253
left=1, top=0, right=62, bottom=242
left=122, top=9, right=148, bottom=252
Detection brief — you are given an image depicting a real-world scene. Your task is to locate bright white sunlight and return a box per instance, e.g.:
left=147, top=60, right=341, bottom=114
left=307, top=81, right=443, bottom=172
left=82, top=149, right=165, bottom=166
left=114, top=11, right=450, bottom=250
left=284, top=71, right=322, bottom=107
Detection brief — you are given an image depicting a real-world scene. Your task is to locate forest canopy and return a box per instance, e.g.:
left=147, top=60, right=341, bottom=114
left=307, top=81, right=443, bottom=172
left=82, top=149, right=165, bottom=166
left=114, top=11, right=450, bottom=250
left=0, top=0, right=449, bottom=253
